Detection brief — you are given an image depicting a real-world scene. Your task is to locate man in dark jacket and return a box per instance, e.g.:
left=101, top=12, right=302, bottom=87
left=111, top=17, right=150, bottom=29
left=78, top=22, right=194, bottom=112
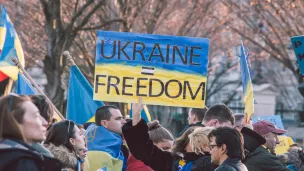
left=208, top=127, right=248, bottom=171
left=243, top=120, right=291, bottom=171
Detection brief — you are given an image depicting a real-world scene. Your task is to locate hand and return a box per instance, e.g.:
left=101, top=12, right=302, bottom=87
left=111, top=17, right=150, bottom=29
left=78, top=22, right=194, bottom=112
left=132, top=97, right=144, bottom=126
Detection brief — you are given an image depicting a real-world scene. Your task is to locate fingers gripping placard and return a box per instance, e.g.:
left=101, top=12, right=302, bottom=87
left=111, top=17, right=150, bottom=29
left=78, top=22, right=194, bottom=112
left=94, top=31, right=209, bottom=108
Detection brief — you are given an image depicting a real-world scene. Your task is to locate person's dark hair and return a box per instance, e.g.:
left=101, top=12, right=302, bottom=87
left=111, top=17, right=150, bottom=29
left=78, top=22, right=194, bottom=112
left=45, top=120, right=76, bottom=152
left=95, top=105, right=119, bottom=126
left=234, top=114, right=244, bottom=124
left=84, top=122, right=94, bottom=130
left=30, top=95, right=53, bottom=124
left=189, top=107, right=208, bottom=122
left=0, top=94, right=31, bottom=140
left=147, top=120, right=174, bottom=143
left=208, top=127, right=244, bottom=159
left=172, top=126, right=200, bottom=155
left=203, top=104, right=235, bottom=125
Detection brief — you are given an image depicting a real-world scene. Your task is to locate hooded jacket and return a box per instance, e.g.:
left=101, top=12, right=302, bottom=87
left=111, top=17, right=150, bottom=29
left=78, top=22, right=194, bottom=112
left=45, top=143, right=80, bottom=171
left=122, top=119, right=217, bottom=171
left=0, top=139, right=62, bottom=171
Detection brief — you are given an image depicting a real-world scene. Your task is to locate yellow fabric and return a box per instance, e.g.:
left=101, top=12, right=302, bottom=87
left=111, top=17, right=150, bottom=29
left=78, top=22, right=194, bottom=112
left=0, top=27, right=6, bottom=51
left=244, top=83, right=254, bottom=122
left=87, top=115, right=95, bottom=123
left=275, top=136, right=294, bottom=155
left=87, top=151, right=123, bottom=171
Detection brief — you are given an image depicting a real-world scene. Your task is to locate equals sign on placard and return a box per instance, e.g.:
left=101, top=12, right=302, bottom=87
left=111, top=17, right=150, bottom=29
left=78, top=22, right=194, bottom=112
left=141, top=67, right=154, bottom=75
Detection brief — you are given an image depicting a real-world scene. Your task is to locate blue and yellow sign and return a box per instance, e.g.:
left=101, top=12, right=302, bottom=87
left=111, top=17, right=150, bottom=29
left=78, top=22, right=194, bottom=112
left=94, top=31, right=209, bottom=108
left=291, top=36, right=304, bottom=75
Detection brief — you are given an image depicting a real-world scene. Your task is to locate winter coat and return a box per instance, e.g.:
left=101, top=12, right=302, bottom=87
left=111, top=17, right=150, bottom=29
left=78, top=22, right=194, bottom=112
left=45, top=143, right=85, bottom=171
left=244, top=146, right=291, bottom=171
left=0, top=139, right=62, bottom=171
left=122, top=119, right=217, bottom=171
left=215, top=158, right=248, bottom=171
left=288, top=147, right=304, bottom=171
left=32, top=142, right=54, bottom=158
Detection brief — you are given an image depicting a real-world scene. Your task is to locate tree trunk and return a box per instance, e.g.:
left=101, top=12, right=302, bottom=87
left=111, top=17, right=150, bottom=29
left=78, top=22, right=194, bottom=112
left=42, top=0, right=70, bottom=112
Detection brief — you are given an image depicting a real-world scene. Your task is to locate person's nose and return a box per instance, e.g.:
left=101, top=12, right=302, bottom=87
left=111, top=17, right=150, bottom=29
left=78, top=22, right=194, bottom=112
left=41, top=116, right=48, bottom=128
left=121, top=119, right=126, bottom=124
left=275, top=137, right=280, bottom=144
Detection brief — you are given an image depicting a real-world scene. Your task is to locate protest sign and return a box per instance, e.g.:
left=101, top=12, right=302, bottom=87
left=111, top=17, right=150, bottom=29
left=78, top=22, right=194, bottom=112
left=275, top=136, right=294, bottom=155
left=291, top=36, right=304, bottom=75
left=94, top=31, right=209, bottom=108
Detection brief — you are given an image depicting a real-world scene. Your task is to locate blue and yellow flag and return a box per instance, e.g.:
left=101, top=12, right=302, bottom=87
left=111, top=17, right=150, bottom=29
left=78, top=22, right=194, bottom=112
left=240, top=42, right=254, bottom=122
left=129, top=104, right=151, bottom=123
left=66, top=65, right=104, bottom=124
left=17, top=74, right=37, bottom=95
left=0, top=5, right=24, bottom=80
left=86, top=124, right=125, bottom=171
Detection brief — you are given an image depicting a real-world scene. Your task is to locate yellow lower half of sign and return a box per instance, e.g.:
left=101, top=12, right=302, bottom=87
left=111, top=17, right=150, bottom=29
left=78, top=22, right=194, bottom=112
left=275, top=136, right=294, bottom=155
left=94, top=64, right=207, bottom=108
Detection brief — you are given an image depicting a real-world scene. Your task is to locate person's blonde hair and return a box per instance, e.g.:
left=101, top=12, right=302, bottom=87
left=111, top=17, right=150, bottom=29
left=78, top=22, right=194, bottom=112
left=188, top=127, right=214, bottom=155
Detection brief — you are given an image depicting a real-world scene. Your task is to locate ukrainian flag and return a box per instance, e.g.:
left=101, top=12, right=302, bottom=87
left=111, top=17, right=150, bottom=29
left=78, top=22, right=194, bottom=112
left=240, top=42, right=254, bottom=122
left=86, top=124, right=125, bottom=171
left=129, top=104, right=151, bottom=122
left=0, top=5, right=24, bottom=80
left=66, top=65, right=104, bottom=124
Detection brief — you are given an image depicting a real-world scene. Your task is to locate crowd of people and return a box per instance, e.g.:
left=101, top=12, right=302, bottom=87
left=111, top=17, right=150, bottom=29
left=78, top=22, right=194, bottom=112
left=0, top=94, right=304, bottom=171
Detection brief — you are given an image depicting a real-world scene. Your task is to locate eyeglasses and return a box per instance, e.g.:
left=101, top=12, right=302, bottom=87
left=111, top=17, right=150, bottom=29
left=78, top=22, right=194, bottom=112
left=209, top=144, right=221, bottom=150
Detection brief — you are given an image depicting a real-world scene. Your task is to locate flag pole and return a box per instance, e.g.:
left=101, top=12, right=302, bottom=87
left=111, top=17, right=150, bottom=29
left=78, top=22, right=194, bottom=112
left=62, top=51, right=76, bottom=67
left=11, top=57, right=65, bottom=120
left=3, top=78, right=13, bottom=95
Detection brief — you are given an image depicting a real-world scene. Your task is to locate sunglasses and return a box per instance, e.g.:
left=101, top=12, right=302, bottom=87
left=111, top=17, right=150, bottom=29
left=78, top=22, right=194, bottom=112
left=64, top=120, right=75, bottom=144
left=8, top=93, right=21, bottom=112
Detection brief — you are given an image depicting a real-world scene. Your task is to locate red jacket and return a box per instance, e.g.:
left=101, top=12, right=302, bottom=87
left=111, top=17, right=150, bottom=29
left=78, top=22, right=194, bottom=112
left=127, top=154, right=154, bottom=171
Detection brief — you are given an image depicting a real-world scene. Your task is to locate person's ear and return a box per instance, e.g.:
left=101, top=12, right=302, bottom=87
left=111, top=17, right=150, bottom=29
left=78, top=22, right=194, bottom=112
left=211, top=119, right=218, bottom=127
left=100, top=120, right=108, bottom=128
left=221, top=144, right=227, bottom=155
left=193, top=115, right=197, bottom=122
left=69, top=138, right=76, bottom=146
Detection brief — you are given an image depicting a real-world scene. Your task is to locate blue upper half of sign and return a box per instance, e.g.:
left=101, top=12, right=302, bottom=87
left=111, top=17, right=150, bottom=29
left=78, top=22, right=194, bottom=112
left=291, top=36, right=304, bottom=75
left=96, top=31, right=209, bottom=76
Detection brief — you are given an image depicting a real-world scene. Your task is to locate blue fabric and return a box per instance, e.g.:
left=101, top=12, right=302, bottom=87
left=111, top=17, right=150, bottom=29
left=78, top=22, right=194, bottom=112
left=86, top=124, right=124, bottom=161
left=16, top=74, right=36, bottom=95
left=178, top=161, right=193, bottom=171
left=66, top=65, right=104, bottom=124
left=287, top=164, right=297, bottom=171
